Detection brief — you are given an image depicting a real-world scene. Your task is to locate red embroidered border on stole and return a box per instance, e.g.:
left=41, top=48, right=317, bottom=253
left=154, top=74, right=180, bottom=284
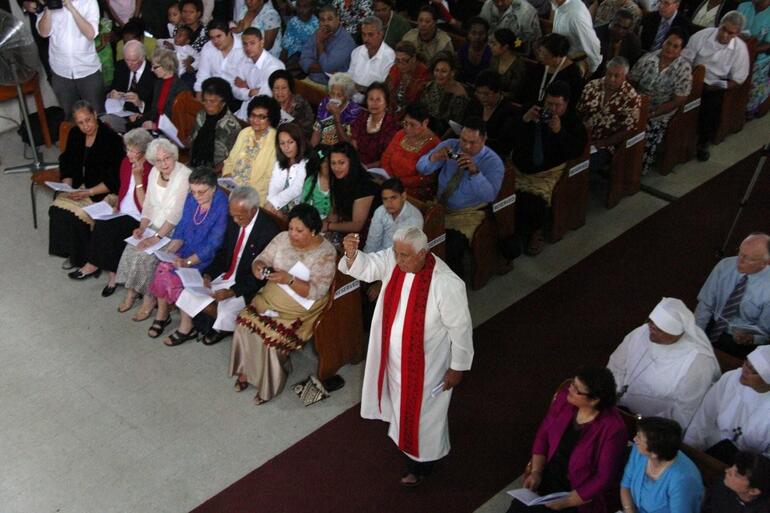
left=379, top=267, right=406, bottom=412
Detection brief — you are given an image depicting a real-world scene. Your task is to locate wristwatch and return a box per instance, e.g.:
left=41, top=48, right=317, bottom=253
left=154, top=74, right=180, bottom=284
left=186, top=259, right=193, bottom=267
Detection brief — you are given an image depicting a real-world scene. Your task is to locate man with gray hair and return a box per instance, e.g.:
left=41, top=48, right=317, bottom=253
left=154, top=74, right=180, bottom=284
left=347, top=16, right=396, bottom=90
left=192, top=185, right=281, bottom=345
left=577, top=56, right=641, bottom=171
left=683, top=11, right=750, bottom=161
left=108, top=40, right=155, bottom=116
left=339, top=226, right=474, bottom=488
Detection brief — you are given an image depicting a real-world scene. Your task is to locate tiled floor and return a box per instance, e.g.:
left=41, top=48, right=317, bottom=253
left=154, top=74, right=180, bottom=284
left=0, top=115, right=767, bottom=513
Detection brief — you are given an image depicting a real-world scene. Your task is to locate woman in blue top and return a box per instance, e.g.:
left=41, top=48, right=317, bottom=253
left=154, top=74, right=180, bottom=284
left=620, top=416, right=704, bottom=513
left=147, top=167, right=228, bottom=346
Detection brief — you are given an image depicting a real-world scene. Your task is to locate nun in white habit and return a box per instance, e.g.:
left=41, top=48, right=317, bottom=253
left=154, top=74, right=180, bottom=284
left=607, top=297, right=721, bottom=429
left=684, top=345, right=770, bottom=461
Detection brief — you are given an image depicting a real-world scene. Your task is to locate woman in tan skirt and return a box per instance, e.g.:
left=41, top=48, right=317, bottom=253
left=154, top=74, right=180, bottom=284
left=230, top=204, right=337, bottom=404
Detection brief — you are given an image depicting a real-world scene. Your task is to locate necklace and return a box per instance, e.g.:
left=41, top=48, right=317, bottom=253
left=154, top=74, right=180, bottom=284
left=367, top=113, right=384, bottom=134
left=193, top=203, right=210, bottom=225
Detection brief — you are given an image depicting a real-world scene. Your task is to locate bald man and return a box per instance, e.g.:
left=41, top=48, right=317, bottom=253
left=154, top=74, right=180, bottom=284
left=695, top=233, right=770, bottom=357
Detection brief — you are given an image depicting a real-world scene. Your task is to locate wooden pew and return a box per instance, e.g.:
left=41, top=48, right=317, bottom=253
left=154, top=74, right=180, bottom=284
left=296, top=79, right=327, bottom=113
left=29, top=121, right=74, bottom=229
left=658, top=65, right=706, bottom=175
left=470, top=167, right=516, bottom=290
left=408, top=197, right=446, bottom=259
left=714, top=348, right=743, bottom=373
left=549, top=142, right=591, bottom=242
left=606, top=95, right=650, bottom=208
left=171, top=91, right=202, bottom=164
left=0, top=71, right=52, bottom=147
left=713, top=37, right=758, bottom=145
left=681, top=443, right=728, bottom=485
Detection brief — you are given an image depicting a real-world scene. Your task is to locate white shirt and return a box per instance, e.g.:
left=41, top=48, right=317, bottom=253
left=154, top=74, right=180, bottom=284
left=119, top=174, right=142, bottom=221
left=683, top=27, right=750, bottom=87
left=37, top=0, right=101, bottom=79
left=339, top=249, right=474, bottom=461
left=607, top=323, right=720, bottom=429
left=348, top=42, right=396, bottom=88
left=141, top=163, right=192, bottom=230
left=684, top=369, right=770, bottom=458
left=266, top=160, right=307, bottom=211
left=552, top=0, right=602, bottom=73
left=234, top=50, right=286, bottom=119
left=128, top=60, right=146, bottom=90
left=158, top=39, right=199, bottom=75
left=228, top=209, right=259, bottom=278
left=194, top=35, right=247, bottom=92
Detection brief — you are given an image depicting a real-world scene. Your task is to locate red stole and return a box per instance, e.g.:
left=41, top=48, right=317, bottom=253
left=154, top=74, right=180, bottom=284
left=379, top=253, right=436, bottom=458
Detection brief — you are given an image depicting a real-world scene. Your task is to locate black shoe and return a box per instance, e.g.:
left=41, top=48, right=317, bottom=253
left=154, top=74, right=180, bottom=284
left=696, top=145, right=710, bottom=162
left=68, top=269, right=102, bottom=280
left=101, top=284, right=117, bottom=297
left=201, top=329, right=229, bottom=345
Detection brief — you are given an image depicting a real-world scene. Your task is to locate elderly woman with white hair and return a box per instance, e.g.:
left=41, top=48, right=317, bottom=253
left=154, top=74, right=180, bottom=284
left=115, top=138, right=192, bottom=320
left=140, top=48, right=191, bottom=130
left=69, top=128, right=154, bottom=297
left=310, top=72, right=363, bottom=147
left=607, top=297, right=721, bottom=430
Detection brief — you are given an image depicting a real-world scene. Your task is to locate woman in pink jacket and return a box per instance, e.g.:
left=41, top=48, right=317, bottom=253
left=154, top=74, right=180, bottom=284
left=508, top=366, right=628, bottom=513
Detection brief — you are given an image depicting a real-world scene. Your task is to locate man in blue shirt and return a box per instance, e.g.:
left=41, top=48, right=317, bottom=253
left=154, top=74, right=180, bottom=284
left=417, top=117, right=504, bottom=277
left=695, top=232, right=770, bottom=357
left=299, top=5, right=356, bottom=85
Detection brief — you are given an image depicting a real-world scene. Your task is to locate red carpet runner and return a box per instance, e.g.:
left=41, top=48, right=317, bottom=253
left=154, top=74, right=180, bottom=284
left=192, top=149, right=769, bottom=513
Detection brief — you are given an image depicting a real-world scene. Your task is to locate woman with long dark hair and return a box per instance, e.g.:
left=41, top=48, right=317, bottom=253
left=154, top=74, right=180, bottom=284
left=322, top=141, right=379, bottom=235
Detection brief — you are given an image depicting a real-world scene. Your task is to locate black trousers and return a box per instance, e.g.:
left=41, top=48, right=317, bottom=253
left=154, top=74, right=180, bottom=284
left=698, top=88, right=726, bottom=145
left=405, top=456, right=435, bottom=477
left=87, top=215, right=139, bottom=272
left=515, top=191, right=548, bottom=240
left=445, top=229, right=469, bottom=278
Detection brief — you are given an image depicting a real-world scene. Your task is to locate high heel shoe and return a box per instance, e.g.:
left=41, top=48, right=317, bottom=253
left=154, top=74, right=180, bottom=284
left=68, top=269, right=101, bottom=280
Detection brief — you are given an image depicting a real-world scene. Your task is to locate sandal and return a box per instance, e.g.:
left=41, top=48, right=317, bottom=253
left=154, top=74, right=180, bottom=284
left=147, top=317, right=172, bottom=338
left=117, top=293, right=142, bottom=313
left=131, top=302, right=157, bottom=322
left=163, top=328, right=199, bottom=347
left=234, top=380, right=249, bottom=392
left=399, top=473, right=424, bottom=488
left=202, top=330, right=229, bottom=346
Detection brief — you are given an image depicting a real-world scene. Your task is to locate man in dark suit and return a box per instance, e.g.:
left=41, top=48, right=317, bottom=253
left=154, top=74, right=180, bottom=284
left=639, top=0, right=691, bottom=51
left=595, top=8, right=643, bottom=77
left=107, top=40, right=156, bottom=115
left=195, top=186, right=282, bottom=345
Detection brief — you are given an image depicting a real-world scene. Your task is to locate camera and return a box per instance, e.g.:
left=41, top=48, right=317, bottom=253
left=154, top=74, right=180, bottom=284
left=47, top=0, right=64, bottom=9
left=538, top=108, right=553, bottom=124
left=446, top=149, right=460, bottom=160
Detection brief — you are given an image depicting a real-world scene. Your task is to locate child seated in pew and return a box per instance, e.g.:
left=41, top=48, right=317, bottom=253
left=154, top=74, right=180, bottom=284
left=158, top=25, right=199, bottom=78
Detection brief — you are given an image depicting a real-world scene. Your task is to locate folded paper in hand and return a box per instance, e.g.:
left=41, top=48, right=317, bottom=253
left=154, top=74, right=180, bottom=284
left=506, top=489, right=571, bottom=506
left=124, top=228, right=170, bottom=255
left=279, top=261, right=314, bottom=310
left=45, top=181, right=76, bottom=193
left=158, top=115, right=186, bottom=148
left=82, top=201, right=126, bottom=221
left=105, top=98, right=134, bottom=118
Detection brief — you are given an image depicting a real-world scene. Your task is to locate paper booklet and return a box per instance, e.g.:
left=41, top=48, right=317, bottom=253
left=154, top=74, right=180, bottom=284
left=217, top=177, right=238, bottom=190
left=104, top=98, right=134, bottom=118
left=158, top=114, right=186, bottom=148
left=45, top=181, right=76, bottom=193
left=82, top=201, right=125, bottom=221
left=176, top=274, right=235, bottom=318
left=124, top=228, right=171, bottom=255
left=506, top=488, right=571, bottom=506
left=278, top=261, right=314, bottom=310
left=367, top=167, right=390, bottom=180
left=280, top=109, right=295, bottom=124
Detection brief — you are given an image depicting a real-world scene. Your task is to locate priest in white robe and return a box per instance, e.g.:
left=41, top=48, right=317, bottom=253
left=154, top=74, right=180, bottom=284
left=339, top=226, right=474, bottom=487
left=684, top=345, right=770, bottom=462
left=608, top=297, right=721, bottom=429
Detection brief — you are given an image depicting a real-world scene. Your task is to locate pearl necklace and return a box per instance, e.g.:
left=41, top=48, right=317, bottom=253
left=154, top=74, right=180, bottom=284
left=367, top=114, right=384, bottom=134
left=193, top=203, right=210, bottom=225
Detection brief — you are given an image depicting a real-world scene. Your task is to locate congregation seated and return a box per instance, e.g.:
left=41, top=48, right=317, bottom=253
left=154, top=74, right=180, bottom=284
left=233, top=27, right=286, bottom=121
left=350, top=82, right=399, bottom=167
left=594, top=8, right=643, bottom=78
left=419, top=52, right=470, bottom=138
left=684, top=346, right=770, bottom=462
left=310, top=72, right=363, bottom=147
left=478, top=0, right=541, bottom=53
left=487, top=28, right=528, bottom=102
left=232, top=0, right=282, bottom=58
left=265, top=123, right=309, bottom=217
left=456, top=17, right=492, bottom=85
left=628, top=27, right=692, bottom=175
left=115, top=18, right=158, bottom=67
left=594, top=0, right=642, bottom=28
left=386, top=41, right=430, bottom=119
left=178, top=0, right=210, bottom=52
left=702, top=450, right=770, bottom=512
left=140, top=48, right=191, bottom=131
left=279, top=0, right=318, bottom=64
left=738, top=0, right=770, bottom=117
left=188, top=77, right=242, bottom=170
left=269, top=70, right=315, bottom=141
left=322, top=141, right=379, bottom=235
left=146, top=167, right=229, bottom=346
left=193, top=186, right=282, bottom=345
left=521, top=34, right=585, bottom=108
left=682, top=11, right=750, bottom=161
left=512, top=81, right=588, bottom=256
left=372, top=0, right=411, bottom=49
left=507, top=367, right=628, bottom=513
left=300, top=145, right=332, bottom=219
left=576, top=56, right=641, bottom=172
left=607, top=297, right=721, bottom=429
left=363, top=178, right=425, bottom=254
left=469, top=70, right=516, bottom=160
left=299, top=5, right=356, bottom=85
left=69, top=129, right=154, bottom=296
left=380, top=104, right=440, bottom=201
left=348, top=16, right=396, bottom=91
left=157, top=25, right=199, bottom=80
left=551, top=0, right=602, bottom=75
left=116, top=139, right=192, bottom=321
left=640, top=0, right=693, bottom=52
left=694, top=232, right=770, bottom=358
left=230, top=204, right=337, bottom=405
left=222, top=95, right=281, bottom=203
left=194, top=19, right=247, bottom=110
left=50, top=101, right=125, bottom=272
left=104, top=40, right=156, bottom=133
left=416, top=117, right=504, bottom=277
left=401, top=5, right=454, bottom=64
left=620, top=416, right=704, bottom=513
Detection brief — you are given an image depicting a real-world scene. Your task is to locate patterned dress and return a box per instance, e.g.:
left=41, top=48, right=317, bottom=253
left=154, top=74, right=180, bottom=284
left=313, top=97, right=363, bottom=145
left=577, top=79, right=641, bottom=154
left=331, top=0, right=373, bottom=36
left=739, top=1, right=770, bottom=114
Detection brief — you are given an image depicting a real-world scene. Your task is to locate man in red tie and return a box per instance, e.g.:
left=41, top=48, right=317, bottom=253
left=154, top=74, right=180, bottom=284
left=194, top=186, right=281, bottom=345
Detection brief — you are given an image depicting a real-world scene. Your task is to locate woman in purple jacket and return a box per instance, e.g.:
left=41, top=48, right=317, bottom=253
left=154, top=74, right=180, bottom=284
left=508, top=367, right=628, bottom=513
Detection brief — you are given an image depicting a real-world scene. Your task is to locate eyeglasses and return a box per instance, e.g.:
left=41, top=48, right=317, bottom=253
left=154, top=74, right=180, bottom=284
left=569, top=378, right=592, bottom=396
left=191, top=187, right=212, bottom=197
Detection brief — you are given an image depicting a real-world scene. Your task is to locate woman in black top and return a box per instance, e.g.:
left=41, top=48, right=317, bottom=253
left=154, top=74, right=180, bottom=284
left=521, top=33, right=585, bottom=109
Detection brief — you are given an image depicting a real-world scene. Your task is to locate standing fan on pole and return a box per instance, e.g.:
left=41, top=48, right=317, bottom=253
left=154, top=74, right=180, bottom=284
left=0, top=9, right=56, bottom=174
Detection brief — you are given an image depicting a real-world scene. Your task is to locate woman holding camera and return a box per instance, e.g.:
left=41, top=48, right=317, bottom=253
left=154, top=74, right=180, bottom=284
left=230, top=204, right=337, bottom=404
